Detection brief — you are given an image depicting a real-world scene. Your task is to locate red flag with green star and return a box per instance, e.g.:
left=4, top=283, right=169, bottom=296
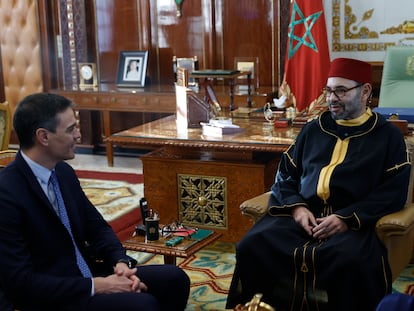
left=283, top=0, right=330, bottom=112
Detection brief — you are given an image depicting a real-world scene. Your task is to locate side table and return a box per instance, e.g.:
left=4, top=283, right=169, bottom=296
left=123, top=231, right=221, bottom=265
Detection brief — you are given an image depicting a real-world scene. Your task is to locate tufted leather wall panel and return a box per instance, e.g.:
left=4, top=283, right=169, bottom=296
left=0, top=0, right=43, bottom=116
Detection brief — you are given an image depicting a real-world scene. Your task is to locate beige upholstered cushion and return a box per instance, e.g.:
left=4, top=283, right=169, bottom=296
left=0, top=0, right=43, bottom=116
left=240, top=191, right=270, bottom=222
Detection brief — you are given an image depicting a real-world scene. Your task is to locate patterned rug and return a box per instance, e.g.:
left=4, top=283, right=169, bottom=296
left=129, top=243, right=413, bottom=311
left=79, top=177, right=143, bottom=222
left=393, top=256, right=414, bottom=295
left=76, top=170, right=143, bottom=221
left=128, top=241, right=236, bottom=311
left=76, top=170, right=144, bottom=241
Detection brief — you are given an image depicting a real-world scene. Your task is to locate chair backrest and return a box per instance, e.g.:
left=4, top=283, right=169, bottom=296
left=0, top=101, right=12, bottom=151
left=378, top=46, right=414, bottom=108
left=173, top=56, right=199, bottom=87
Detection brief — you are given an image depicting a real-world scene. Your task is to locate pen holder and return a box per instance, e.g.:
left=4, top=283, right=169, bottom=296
left=145, top=217, right=159, bottom=241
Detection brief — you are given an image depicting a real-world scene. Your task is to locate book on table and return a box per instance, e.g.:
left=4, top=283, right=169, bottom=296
left=165, top=229, right=214, bottom=250
left=160, top=229, right=214, bottom=250
left=200, top=119, right=244, bottom=137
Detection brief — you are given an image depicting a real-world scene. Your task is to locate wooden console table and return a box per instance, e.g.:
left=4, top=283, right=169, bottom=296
left=51, top=84, right=177, bottom=155
left=107, top=115, right=299, bottom=242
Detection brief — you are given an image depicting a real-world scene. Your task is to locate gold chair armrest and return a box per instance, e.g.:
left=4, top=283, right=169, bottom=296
left=0, top=150, right=17, bottom=168
left=376, top=204, right=414, bottom=280
left=240, top=191, right=271, bottom=222
left=376, top=204, right=414, bottom=238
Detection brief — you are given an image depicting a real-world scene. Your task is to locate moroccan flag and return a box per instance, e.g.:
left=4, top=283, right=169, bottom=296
left=283, top=0, right=330, bottom=112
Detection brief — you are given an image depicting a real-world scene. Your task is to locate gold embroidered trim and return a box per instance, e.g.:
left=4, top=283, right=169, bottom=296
left=335, top=108, right=372, bottom=126
left=317, top=139, right=350, bottom=203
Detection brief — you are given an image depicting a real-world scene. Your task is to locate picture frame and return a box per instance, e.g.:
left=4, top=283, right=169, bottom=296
left=234, top=57, right=259, bottom=93
left=173, top=56, right=199, bottom=87
left=116, top=51, right=149, bottom=87
left=78, top=62, right=97, bottom=88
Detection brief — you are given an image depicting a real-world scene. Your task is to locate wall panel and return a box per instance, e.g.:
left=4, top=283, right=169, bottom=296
left=150, top=0, right=206, bottom=85
left=96, top=0, right=141, bottom=83
left=220, top=0, right=278, bottom=87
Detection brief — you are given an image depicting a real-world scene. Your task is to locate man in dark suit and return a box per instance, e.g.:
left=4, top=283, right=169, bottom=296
left=0, top=93, right=190, bottom=310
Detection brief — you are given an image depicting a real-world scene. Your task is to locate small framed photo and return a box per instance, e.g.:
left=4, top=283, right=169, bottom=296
left=78, top=62, right=97, bottom=88
left=234, top=57, right=259, bottom=93
left=116, top=51, right=149, bottom=87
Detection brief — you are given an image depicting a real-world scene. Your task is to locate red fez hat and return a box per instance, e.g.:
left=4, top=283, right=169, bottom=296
left=328, top=58, right=372, bottom=84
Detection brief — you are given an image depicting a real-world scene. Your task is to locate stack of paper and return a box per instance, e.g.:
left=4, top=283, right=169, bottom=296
left=200, top=119, right=244, bottom=136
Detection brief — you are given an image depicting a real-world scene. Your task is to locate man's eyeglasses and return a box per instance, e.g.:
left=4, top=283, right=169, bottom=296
left=161, top=221, right=198, bottom=237
left=323, top=83, right=363, bottom=99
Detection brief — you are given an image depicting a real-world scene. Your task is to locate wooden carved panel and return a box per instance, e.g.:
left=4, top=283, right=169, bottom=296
left=58, top=0, right=88, bottom=87
left=141, top=148, right=281, bottom=242
left=178, top=174, right=227, bottom=230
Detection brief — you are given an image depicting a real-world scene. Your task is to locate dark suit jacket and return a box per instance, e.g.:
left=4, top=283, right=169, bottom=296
left=0, top=151, right=131, bottom=310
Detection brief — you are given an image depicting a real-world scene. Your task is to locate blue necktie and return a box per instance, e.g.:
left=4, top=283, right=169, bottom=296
left=49, top=171, right=92, bottom=278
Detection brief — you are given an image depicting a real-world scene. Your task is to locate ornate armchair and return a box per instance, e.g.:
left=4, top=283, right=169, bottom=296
left=0, top=101, right=17, bottom=169
left=240, top=154, right=414, bottom=282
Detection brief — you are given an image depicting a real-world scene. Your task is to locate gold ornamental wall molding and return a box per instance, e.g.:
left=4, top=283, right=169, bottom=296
left=325, top=0, right=414, bottom=61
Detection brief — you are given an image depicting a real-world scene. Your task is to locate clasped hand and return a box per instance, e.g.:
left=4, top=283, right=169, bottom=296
left=93, top=262, right=148, bottom=295
left=292, top=206, right=348, bottom=239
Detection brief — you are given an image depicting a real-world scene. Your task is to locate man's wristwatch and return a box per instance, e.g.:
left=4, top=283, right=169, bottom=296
left=116, top=258, right=136, bottom=269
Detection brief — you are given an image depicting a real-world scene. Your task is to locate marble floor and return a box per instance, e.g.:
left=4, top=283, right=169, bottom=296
left=67, top=152, right=143, bottom=174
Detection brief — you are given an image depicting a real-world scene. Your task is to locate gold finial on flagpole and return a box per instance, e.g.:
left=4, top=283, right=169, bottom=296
left=175, top=0, right=184, bottom=17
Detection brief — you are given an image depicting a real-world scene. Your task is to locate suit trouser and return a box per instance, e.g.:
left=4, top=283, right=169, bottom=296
left=87, top=264, right=190, bottom=311
left=0, top=287, right=13, bottom=311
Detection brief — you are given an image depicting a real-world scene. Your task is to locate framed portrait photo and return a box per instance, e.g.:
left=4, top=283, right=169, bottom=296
left=116, top=51, right=149, bottom=87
